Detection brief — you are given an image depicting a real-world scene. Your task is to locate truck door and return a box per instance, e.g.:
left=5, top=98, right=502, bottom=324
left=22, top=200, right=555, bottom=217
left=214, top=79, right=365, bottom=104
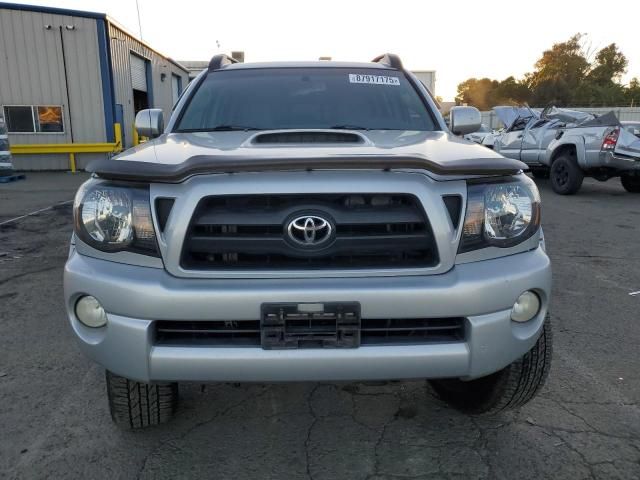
left=521, top=119, right=554, bottom=164
left=498, top=116, right=529, bottom=160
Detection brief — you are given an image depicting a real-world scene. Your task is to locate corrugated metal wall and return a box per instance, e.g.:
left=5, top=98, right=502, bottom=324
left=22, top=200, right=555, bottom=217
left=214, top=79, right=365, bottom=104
left=107, top=22, right=189, bottom=148
left=0, top=8, right=106, bottom=170
left=481, top=107, right=640, bottom=129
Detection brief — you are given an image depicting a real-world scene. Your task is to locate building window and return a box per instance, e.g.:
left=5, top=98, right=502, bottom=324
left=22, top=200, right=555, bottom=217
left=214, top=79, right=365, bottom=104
left=3, top=106, right=34, bottom=133
left=2, top=106, right=64, bottom=133
left=36, top=106, right=64, bottom=132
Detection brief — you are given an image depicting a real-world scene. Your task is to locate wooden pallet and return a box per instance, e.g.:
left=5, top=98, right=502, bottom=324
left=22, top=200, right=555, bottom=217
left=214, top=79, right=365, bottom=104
left=0, top=173, right=25, bottom=183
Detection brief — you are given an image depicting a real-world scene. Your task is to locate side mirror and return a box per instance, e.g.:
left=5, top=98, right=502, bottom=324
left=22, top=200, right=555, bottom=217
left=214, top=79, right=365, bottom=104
left=135, top=109, right=164, bottom=139
left=450, top=106, right=481, bottom=136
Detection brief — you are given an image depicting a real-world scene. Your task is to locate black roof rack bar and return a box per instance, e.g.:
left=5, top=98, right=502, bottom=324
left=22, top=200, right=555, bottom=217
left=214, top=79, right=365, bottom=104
left=208, top=54, right=239, bottom=72
left=371, top=53, right=403, bottom=70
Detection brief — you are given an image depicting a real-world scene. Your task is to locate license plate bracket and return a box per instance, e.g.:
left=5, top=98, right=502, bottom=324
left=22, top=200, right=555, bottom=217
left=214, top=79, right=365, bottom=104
left=261, top=302, right=361, bottom=349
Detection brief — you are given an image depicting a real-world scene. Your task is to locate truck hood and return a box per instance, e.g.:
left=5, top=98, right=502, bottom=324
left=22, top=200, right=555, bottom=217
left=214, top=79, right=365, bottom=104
left=88, top=129, right=527, bottom=183
left=493, top=106, right=539, bottom=130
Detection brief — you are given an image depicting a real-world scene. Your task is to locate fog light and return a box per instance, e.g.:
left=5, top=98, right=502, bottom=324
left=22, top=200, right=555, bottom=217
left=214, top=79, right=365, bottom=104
left=511, top=291, right=540, bottom=323
left=75, top=295, right=107, bottom=328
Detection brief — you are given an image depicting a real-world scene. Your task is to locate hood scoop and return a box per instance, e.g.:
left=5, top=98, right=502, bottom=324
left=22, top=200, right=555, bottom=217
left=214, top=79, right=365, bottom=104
left=250, top=130, right=365, bottom=145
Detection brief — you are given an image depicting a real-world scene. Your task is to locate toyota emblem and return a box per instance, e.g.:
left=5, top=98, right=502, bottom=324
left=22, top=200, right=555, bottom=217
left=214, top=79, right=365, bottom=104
left=286, top=215, right=333, bottom=247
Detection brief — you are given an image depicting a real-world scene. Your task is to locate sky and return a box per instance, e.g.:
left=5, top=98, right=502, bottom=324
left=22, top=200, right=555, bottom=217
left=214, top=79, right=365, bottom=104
left=12, top=0, right=640, bottom=100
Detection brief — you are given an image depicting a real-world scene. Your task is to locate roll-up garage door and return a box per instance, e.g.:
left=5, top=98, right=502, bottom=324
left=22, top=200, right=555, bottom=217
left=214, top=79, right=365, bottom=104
left=130, top=54, right=147, bottom=92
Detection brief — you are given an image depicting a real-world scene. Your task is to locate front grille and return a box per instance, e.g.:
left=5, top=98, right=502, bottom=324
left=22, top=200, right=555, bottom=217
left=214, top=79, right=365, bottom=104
left=360, top=317, right=465, bottom=345
left=154, top=318, right=465, bottom=347
left=181, top=194, right=438, bottom=270
left=155, top=320, right=261, bottom=346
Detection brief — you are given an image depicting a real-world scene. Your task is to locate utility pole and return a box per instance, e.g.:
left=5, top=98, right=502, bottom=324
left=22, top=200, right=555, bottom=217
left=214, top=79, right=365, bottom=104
left=136, top=0, right=143, bottom=40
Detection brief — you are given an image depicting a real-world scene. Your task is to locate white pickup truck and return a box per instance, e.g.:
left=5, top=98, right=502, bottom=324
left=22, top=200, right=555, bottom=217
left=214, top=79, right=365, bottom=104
left=493, top=106, right=640, bottom=194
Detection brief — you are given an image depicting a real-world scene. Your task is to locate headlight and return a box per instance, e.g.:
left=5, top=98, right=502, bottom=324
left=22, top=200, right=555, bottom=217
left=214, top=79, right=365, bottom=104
left=459, top=175, right=541, bottom=253
left=73, top=181, right=158, bottom=256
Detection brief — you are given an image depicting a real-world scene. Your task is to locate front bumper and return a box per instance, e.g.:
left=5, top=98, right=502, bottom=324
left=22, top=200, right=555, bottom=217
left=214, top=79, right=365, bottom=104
left=64, top=247, right=551, bottom=383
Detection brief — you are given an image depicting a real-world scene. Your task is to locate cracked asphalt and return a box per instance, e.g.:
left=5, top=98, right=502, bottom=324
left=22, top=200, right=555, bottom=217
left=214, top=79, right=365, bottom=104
left=1, top=173, right=639, bottom=479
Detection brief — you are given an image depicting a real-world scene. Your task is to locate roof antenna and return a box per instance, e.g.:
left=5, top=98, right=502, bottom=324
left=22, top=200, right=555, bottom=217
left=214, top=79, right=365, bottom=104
left=135, top=0, right=143, bottom=40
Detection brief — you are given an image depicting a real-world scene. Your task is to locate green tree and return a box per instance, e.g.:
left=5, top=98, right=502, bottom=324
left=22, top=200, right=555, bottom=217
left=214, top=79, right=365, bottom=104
left=588, top=43, right=628, bottom=86
left=455, top=77, right=530, bottom=109
left=626, top=78, right=640, bottom=106
left=572, top=43, right=628, bottom=106
left=454, top=35, right=636, bottom=109
left=492, top=76, right=531, bottom=105
left=455, top=78, right=499, bottom=110
left=528, top=34, right=590, bottom=106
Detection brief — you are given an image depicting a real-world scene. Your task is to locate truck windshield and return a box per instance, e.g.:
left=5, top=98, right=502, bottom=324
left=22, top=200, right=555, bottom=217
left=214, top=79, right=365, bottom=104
left=176, top=68, right=436, bottom=132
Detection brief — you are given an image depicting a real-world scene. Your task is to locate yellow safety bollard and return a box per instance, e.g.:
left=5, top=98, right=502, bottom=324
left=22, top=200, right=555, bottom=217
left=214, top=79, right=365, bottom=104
left=69, top=152, right=76, bottom=173
left=114, top=123, right=123, bottom=151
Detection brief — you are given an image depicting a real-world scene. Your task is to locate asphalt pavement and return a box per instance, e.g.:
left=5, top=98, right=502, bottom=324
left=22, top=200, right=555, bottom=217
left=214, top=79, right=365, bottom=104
left=0, top=173, right=639, bottom=479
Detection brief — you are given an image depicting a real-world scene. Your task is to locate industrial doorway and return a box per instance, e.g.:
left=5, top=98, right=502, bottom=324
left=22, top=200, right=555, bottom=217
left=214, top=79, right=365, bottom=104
left=133, top=89, right=148, bottom=113
left=130, top=53, right=152, bottom=114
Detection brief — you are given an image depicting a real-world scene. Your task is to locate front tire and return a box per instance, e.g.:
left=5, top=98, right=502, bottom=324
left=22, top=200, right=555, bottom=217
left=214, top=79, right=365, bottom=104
left=550, top=154, right=583, bottom=195
left=429, top=316, right=552, bottom=415
left=106, top=371, right=178, bottom=429
left=621, top=175, right=640, bottom=193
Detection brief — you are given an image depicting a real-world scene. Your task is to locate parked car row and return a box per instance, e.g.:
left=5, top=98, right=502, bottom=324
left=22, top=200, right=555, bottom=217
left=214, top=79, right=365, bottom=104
left=463, top=105, right=640, bottom=195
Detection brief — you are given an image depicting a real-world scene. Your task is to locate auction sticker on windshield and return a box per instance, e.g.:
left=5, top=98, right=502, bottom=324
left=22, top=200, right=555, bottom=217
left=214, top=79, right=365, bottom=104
left=348, top=74, right=400, bottom=85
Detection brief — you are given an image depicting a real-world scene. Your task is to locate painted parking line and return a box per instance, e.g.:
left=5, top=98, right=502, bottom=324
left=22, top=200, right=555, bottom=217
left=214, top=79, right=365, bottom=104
left=0, top=200, right=73, bottom=227
left=629, top=291, right=640, bottom=296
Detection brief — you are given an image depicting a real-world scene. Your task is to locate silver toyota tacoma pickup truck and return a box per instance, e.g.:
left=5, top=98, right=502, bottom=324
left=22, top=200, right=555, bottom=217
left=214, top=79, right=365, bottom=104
left=65, top=54, right=552, bottom=429
left=493, top=105, right=640, bottom=195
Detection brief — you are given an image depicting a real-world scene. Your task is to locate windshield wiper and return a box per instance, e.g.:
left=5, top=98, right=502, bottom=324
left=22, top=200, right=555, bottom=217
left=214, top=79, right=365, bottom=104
left=329, top=124, right=371, bottom=131
left=179, top=125, right=264, bottom=132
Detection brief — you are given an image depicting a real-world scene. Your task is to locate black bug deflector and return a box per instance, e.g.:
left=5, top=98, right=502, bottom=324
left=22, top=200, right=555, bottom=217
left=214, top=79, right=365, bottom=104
left=86, top=154, right=528, bottom=183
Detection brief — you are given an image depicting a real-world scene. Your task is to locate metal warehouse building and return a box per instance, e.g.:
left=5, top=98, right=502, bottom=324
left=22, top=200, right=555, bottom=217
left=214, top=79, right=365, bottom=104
left=0, top=2, right=189, bottom=170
